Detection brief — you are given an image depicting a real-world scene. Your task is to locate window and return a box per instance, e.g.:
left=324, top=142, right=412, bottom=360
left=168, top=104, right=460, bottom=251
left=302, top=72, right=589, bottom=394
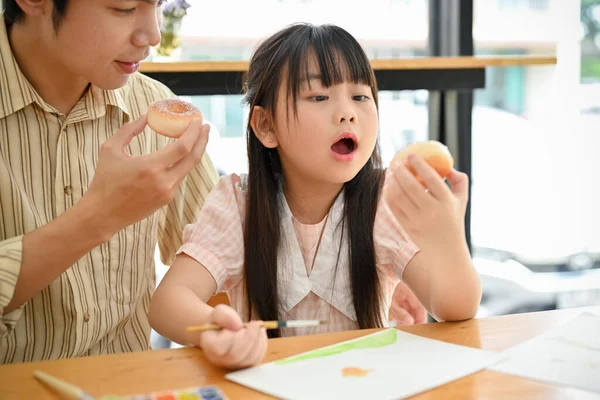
left=173, top=0, right=429, bottom=173
left=528, top=0, right=549, bottom=11
left=472, top=0, right=600, bottom=317
left=497, top=0, right=519, bottom=9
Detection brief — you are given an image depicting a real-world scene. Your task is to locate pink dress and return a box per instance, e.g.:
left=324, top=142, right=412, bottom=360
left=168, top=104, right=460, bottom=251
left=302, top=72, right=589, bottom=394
left=178, top=174, right=419, bottom=336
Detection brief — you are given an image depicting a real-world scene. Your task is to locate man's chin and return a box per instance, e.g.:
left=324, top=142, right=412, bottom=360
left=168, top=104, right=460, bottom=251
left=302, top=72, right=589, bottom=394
left=93, top=75, right=131, bottom=91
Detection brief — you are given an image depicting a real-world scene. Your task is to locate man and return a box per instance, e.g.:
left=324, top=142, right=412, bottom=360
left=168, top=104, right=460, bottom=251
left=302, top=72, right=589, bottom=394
left=0, top=0, right=218, bottom=363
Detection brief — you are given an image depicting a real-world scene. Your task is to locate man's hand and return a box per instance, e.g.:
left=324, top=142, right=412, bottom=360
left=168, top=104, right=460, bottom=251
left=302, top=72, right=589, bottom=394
left=83, top=115, right=210, bottom=239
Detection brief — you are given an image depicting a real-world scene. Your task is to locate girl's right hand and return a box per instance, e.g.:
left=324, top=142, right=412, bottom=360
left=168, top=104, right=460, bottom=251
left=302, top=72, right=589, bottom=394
left=196, top=304, right=268, bottom=370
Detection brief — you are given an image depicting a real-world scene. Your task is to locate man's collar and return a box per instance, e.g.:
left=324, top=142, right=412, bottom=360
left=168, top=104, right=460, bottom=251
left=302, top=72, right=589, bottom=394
left=0, top=17, right=42, bottom=119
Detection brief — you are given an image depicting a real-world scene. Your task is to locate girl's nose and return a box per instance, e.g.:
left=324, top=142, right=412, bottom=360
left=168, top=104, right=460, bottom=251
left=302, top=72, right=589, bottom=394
left=335, top=107, right=357, bottom=124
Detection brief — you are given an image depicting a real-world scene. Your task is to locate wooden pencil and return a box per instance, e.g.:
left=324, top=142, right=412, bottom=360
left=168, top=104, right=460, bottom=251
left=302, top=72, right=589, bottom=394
left=33, top=370, right=97, bottom=400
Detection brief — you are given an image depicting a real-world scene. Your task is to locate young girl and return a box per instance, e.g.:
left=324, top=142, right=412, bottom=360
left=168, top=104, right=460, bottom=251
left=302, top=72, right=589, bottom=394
left=149, top=23, right=481, bottom=370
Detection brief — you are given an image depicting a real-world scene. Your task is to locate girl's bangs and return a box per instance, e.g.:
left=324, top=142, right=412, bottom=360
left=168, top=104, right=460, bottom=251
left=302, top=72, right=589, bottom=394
left=284, top=26, right=377, bottom=106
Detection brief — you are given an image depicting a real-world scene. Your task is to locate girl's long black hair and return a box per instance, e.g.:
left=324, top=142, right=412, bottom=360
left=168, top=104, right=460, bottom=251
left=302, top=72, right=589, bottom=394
left=242, top=23, right=384, bottom=337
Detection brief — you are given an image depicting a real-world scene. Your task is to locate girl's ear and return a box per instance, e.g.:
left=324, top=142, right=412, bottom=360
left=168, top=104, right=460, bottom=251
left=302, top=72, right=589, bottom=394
left=250, top=106, right=278, bottom=148
left=14, top=0, right=47, bottom=17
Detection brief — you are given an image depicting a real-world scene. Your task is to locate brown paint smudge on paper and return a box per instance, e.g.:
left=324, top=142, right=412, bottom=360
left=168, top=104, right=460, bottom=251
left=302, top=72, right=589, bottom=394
left=341, top=367, right=372, bottom=377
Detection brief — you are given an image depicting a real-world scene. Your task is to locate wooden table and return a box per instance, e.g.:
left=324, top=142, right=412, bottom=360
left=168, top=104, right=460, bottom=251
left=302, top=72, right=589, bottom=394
left=139, top=56, right=557, bottom=73
left=1, top=306, right=597, bottom=399
left=138, top=55, right=557, bottom=95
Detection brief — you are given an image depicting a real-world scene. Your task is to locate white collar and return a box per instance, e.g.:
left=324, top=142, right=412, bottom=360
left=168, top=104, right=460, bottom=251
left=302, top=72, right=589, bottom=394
left=276, top=188, right=357, bottom=320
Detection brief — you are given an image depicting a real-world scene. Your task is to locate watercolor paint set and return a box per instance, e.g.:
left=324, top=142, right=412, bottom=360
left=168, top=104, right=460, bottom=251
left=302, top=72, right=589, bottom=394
left=33, top=370, right=228, bottom=400
left=100, top=385, right=227, bottom=400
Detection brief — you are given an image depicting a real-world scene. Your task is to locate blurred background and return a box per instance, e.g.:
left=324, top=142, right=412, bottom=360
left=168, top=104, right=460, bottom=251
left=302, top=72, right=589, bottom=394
left=145, top=0, right=600, bottom=346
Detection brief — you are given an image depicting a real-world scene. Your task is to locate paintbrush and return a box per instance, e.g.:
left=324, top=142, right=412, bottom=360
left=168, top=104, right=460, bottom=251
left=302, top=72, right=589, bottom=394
left=186, top=319, right=326, bottom=332
left=34, top=370, right=97, bottom=400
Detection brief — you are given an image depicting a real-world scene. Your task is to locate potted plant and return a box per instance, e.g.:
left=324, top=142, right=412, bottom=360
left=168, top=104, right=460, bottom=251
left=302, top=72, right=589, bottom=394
left=156, top=0, right=191, bottom=58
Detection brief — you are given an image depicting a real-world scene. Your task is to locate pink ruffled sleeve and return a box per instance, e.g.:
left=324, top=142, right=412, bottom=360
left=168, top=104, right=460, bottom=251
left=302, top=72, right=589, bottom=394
left=177, top=174, right=247, bottom=293
left=374, top=187, right=420, bottom=282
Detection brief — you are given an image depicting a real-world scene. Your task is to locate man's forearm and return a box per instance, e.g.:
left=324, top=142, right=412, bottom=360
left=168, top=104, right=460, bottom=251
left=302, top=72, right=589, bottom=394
left=3, top=197, right=112, bottom=314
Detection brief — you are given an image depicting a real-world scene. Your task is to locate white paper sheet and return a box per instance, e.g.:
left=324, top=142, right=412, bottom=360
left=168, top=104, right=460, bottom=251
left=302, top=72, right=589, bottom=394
left=491, top=312, right=600, bottom=393
left=226, top=328, right=501, bottom=400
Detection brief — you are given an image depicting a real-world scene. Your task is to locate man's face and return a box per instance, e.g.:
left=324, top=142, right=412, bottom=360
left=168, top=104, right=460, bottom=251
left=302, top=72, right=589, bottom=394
left=43, top=0, right=163, bottom=89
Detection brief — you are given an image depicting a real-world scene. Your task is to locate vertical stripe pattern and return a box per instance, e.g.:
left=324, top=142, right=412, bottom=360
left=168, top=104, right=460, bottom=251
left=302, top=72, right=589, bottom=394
left=0, top=19, right=218, bottom=363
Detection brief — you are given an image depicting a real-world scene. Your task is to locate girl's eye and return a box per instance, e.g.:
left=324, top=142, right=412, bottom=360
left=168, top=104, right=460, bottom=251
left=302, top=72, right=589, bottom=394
left=311, top=95, right=328, bottom=102
left=114, top=8, right=136, bottom=14
left=353, top=95, right=370, bottom=101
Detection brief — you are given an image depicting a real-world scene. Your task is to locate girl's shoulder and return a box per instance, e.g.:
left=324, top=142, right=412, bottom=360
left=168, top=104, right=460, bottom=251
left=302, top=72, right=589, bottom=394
left=204, top=173, right=250, bottom=217
left=215, top=173, right=249, bottom=193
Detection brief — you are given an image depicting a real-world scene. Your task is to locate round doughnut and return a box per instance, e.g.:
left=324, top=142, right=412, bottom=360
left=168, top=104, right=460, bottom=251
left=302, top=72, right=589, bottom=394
left=147, top=99, right=203, bottom=138
left=393, top=140, right=454, bottom=181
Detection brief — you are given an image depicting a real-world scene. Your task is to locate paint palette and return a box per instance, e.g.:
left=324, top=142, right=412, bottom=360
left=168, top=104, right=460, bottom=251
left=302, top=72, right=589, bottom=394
left=99, top=385, right=227, bottom=400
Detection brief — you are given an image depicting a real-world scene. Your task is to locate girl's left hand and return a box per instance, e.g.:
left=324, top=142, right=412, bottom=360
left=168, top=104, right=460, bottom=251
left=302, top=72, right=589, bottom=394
left=383, top=153, right=469, bottom=254
left=389, top=281, right=428, bottom=325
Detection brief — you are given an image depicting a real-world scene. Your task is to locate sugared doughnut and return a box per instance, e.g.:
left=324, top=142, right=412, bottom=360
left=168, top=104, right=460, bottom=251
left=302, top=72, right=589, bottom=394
left=393, top=140, right=454, bottom=181
left=147, top=99, right=203, bottom=138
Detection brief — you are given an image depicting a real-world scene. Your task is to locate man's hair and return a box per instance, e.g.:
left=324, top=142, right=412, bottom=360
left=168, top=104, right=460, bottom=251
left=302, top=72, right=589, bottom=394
left=3, top=0, right=69, bottom=29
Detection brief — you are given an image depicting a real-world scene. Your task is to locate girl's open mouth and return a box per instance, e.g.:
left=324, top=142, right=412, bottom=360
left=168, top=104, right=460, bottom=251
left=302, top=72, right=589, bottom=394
left=331, top=138, right=356, bottom=155
left=330, top=134, right=358, bottom=162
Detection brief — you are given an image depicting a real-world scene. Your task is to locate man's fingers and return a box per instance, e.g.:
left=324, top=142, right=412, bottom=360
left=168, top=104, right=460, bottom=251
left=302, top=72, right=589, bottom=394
left=167, top=123, right=210, bottom=181
left=109, top=115, right=148, bottom=150
left=146, top=119, right=206, bottom=167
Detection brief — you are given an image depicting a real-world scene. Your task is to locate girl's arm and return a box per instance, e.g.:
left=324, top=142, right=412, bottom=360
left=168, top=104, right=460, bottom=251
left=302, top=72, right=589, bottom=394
left=149, top=253, right=268, bottom=369
left=402, top=245, right=481, bottom=322
left=149, top=253, right=221, bottom=346
left=384, top=154, right=482, bottom=322
left=150, top=174, right=266, bottom=369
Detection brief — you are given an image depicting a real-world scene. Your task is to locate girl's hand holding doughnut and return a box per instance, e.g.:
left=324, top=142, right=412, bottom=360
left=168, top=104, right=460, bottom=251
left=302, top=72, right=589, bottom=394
left=392, top=140, right=454, bottom=183
left=383, top=141, right=469, bottom=254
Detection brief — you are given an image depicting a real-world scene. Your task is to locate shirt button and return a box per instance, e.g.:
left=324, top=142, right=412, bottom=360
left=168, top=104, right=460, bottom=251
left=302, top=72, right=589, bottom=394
left=64, top=185, right=72, bottom=196
left=83, top=312, right=90, bottom=322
